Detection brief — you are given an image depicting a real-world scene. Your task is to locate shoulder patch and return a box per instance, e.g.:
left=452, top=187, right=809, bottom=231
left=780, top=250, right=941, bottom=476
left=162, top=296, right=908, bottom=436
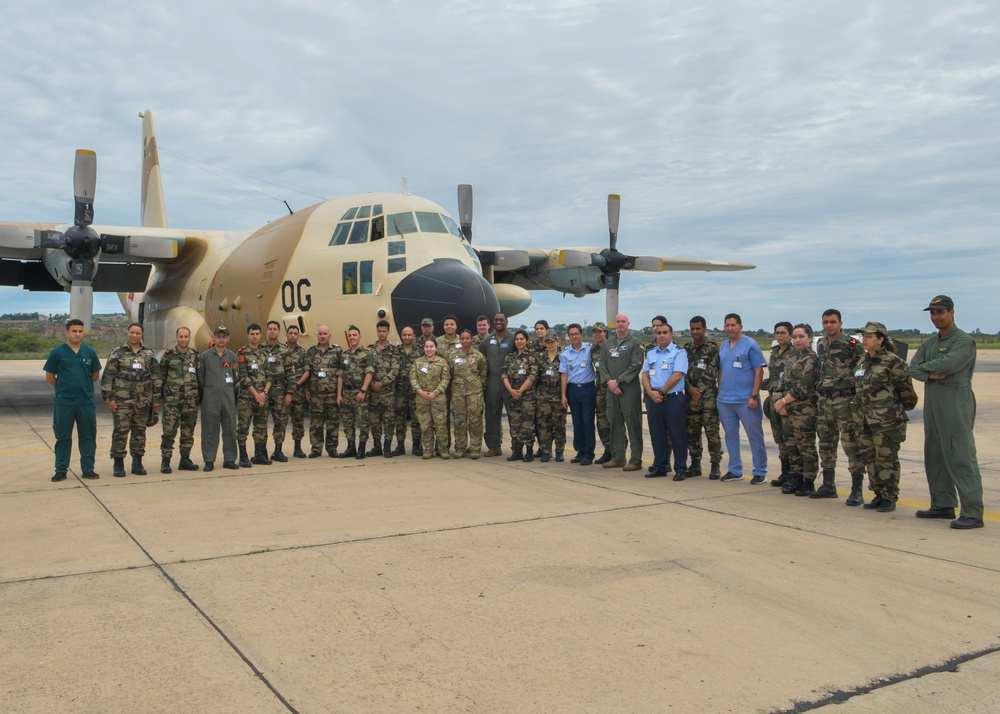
left=163, top=349, right=174, bottom=356
left=848, top=337, right=859, bottom=346
left=237, top=354, right=245, bottom=362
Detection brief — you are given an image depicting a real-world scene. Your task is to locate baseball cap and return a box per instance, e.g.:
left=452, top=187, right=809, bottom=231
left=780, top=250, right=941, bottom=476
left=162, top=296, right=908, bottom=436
left=590, top=322, right=607, bottom=333
left=421, top=317, right=434, bottom=326
left=862, top=321, right=887, bottom=335
left=214, top=325, right=230, bottom=335
left=544, top=334, right=559, bottom=342
left=923, top=295, right=954, bottom=311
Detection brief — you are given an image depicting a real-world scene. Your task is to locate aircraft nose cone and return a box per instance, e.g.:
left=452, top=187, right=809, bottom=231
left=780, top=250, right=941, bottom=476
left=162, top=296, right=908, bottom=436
left=391, top=258, right=500, bottom=333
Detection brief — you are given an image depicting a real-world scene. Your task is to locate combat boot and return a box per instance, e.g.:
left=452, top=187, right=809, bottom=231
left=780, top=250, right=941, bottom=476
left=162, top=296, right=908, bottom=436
left=131, top=455, right=147, bottom=476
left=795, top=477, right=816, bottom=497
left=845, top=472, right=865, bottom=507
left=523, top=441, right=534, bottom=463
left=178, top=454, right=199, bottom=471
left=366, top=440, right=383, bottom=457
left=340, top=440, right=357, bottom=458
left=238, top=444, right=253, bottom=468
left=411, top=437, right=423, bottom=457
left=250, top=443, right=263, bottom=465
left=507, top=443, right=524, bottom=461
left=595, top=452, right=611, bottom=465
left=356, top=440, right=367, bottom=459
left=555, top=449, right=564, bottom=463
left=390, top=439, right=405, bottom=457
left=293, top=440, right=307, bottom=458
left=771, top=457, right=791, bottom=487
left=810, top=469, right=838, bottom=499
left=308, top=446, right=322, bottom=458
left=255, top=442, right=272, bottom=465
left=781, top=474, right=802, bottom=495
left=113, top=457, right=126, bottom=477
left=688, top=459, right=702, bottom=477
left=160, top=457, right=172, bottom=474
left=271, top=444, right=288, bottom=462
left=709, top=461, right=722, bottom=480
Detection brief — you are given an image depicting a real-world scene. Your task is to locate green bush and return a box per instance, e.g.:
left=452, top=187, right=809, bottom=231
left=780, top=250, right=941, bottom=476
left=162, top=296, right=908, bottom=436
left=0, top=328, right=61, bottom=354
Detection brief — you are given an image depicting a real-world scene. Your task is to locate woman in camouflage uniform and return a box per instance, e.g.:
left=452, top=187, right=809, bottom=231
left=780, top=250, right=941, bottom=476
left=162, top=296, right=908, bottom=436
left=767, top=322, right=794, bottom=486
left=534, top=334, right=566, bottom=462
left=502, top=329, right=539, bottom=462
left=854, top=321, right=918, bottom=512
left=410, top=338, right=452, bottom=459
left=773, top=324, right=820, bottom=496
left=450, top=329, right=488, bottom=459
left=102, top=322, right=162, bottom=477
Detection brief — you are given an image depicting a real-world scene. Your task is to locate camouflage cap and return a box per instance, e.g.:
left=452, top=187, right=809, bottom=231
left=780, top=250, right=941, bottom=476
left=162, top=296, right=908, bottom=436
left=214, top=325, right=230, bottom=335
left=862, top=321, right=887, bottom=335
left=590, top=322, right=608, bottom=333
left=544, top=334, right=559, bottom=342
left=923, top=295, right=954, bottom=311
left=421, top=317, right=435, bottom=326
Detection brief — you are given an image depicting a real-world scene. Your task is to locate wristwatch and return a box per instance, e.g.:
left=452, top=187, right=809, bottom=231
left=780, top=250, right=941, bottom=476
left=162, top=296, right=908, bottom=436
left=751, top=394, right=759, bottom=400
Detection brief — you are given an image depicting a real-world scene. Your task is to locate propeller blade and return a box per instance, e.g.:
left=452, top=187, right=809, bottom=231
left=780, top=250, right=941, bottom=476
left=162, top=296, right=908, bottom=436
left=73, top=150, right=97, bottom=227
left=607, top=194, right=620, bottom=251
left=625, top=256, right=665, bottom=272
left=37, top=229, right=67, bottom=250
left=69, top=281, right=94, bottom=332
left=458, top=184, right=473, bottom=243
left=557, top=249, right=597, bottom=268
left=604, top=272, right=620, bottom=324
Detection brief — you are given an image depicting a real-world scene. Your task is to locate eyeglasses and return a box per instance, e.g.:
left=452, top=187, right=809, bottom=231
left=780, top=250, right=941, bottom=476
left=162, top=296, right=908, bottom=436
left=774, top=331, right=789, bottom=336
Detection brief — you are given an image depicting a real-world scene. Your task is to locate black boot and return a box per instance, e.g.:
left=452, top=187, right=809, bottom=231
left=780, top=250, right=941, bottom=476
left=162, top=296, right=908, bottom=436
left=811, top=469, right=838, bottom=498
left=555, top=449, right=564, bottom=463
left=595, top=452, right=611, bottom=465
left=340, top=440, right=357, bottom=458
left=709, top=461, right=722, bottom=480
left=772, top=457, right=790, bottom=486
left=688, top=459, right=702, bottom=477
left=383, top=438, right=393, bottom=458
left=845, top=472, right=865, bottom=507
left=271, top=443, right=288, bottom=462
left=366, top=440, right=383, bottom=457
left=113, top=457, right=126, bottom=477
left=523, top=441, right=534, bottom=463
left=863, top=494, right=885, bottom=510
left=239, top=443, right=253, bottom=468
left=781, top=474, right=802, bottom=494
left=356, top=440, right=367, bottom=459
left=795, top=477, right=816, bottom=497
left=293, top=440, right=307, bottom=458
left=178, top=454, right=199, bottom=471
left=390, top=438, right=405, bottom=457
left=308, top=446, right=322, bottom=458
left=160, top=456, right=172, bottom=474
left=131, top=455, right=147, bottom=476
left=411, top=437, right=423, bottom=457
left=255, top=442, right=272, bottom=465
left=507, top=443, right=524, bottom=461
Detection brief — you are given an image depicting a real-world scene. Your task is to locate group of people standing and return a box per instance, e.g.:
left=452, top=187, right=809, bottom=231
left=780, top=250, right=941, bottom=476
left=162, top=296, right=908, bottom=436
left=43, top=295, right=985, bottom=529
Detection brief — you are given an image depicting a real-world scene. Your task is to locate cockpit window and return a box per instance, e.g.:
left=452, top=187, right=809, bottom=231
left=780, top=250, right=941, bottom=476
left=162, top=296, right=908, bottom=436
left=329, top=222, right=351, bottom=246
left=386, top=211, right=417, bottom=236
left=373, top=204, right=383, bottom=217
left=341, top=207, right=359, bottom=221
left=347, top=220, right=369, bottom=244
left=416, top=211, right=448, bottom=234
left=356, top=205, right=372, bottom=219
left=441, top=214, right=463, bottom=238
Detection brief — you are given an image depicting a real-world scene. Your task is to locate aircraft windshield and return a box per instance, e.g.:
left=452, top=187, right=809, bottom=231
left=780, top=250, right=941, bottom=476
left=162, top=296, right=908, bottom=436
left=386, top=212, right=417, bottom=236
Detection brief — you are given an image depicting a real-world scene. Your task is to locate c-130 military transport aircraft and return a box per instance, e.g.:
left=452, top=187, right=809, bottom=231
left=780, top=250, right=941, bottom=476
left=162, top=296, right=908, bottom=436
left=0, top=111, right=754, bottom=351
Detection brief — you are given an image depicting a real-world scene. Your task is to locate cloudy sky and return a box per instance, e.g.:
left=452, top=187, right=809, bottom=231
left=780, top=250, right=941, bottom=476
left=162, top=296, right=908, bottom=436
left=1, top=1, right=997, bottom=332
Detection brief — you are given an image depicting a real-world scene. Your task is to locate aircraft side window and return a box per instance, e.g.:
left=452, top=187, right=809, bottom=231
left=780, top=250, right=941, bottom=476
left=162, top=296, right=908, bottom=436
left=360, top=260, right=373, bottom=294
left=343, top=263, right=358, bottom=294
left=388, top=257, right=406, bottom=273
left=347, top=220, right=369, bottom=244
left=372, top=204, right=382, bottom=217
left=441, top=214, right=463, bottom=238
left=330, top=222, right=351, bottom=246
left=341, top=207, right=359, bottom=220
left=371, top=216, right=385, bottom=242
left=386, top=211, right=417, bottom=236
left=357, top=205, right=372, bottom=219
left=416, top=211, right=448, bottom=234
left=387, top=240, right=405, bottom=256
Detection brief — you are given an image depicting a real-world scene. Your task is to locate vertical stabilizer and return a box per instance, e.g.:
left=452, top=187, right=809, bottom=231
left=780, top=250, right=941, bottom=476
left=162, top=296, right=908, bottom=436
left=139, top=110, right=168, bottom=228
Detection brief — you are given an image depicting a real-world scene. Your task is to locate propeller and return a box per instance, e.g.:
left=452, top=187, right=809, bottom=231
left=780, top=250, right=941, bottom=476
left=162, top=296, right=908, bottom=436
left=457, top=184, right=473, bottom=243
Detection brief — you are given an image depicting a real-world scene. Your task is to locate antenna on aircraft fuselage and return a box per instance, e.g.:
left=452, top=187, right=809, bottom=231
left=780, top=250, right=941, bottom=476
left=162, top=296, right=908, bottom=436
left=283, top=200, right=293, bottom=215
left=458, top=184, right=473, bottom=243
left=402, top=177, right=409, bottom=195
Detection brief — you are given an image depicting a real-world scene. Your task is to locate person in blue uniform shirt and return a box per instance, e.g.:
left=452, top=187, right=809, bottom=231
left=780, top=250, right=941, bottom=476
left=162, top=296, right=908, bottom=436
left=44, top=319, right=102, bottom=482
left=641, top=323, right=688, bottom=479
left=717, top=312, right=768, bottom=484
left=559, top=323, right=596, bottom=465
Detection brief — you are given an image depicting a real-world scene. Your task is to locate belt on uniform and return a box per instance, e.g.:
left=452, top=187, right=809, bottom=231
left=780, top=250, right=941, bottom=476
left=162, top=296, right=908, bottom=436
left=664, top=391, right=684, bottom=398
left=568, top=382, right=593, bottom=387
left=820, top=388, right=855, bottom=398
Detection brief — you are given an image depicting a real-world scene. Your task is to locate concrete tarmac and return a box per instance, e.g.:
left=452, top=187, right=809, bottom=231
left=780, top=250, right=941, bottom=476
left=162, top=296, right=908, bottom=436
left=1, top=355, right=998, bottom=713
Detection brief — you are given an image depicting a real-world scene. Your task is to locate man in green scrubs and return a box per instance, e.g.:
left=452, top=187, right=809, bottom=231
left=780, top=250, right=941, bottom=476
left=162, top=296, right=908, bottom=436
left=43, top=319, right=102, bottom=482
left=909, top=295, right=985, bottom=529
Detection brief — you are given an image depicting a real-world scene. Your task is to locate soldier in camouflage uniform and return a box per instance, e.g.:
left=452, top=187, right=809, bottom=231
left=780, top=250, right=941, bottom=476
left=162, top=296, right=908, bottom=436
left=449, top=329, right=487, bottom=458
left=261, top=321, right=290, bottom=462
left=435, top=315, right=461, bottom=453
left=591, top=323, right=612, bottom=462
left=815, top=309, right=865, bottom=502
left=236, top=324, right=273, bottom=468
left=530, top=320, right=550, bottom=356
left=410, top=338, right=452, bottom=459
left=773, top=324, right=821, bottom=496
left=283, top=325, right=310, bottom=458
left=159, top=326, right=200, bottom=474
left=102, top=322, right=162, bottom=476
left=685, top=316, right=723, bottom=479
left=535, top=334, right=567, bottom=462
left=854, top=321, right=918, bottom=512
left=338, top=325, right=374, bottom=459
left=502, top=330, right=539, bottom=462
left=393, top=327, right=424, bottom=456
left=306, top=325, right=342, bottom=458
left=367, top=319, right=400, bottom=457
left=766, top=322, right=795, bottom=485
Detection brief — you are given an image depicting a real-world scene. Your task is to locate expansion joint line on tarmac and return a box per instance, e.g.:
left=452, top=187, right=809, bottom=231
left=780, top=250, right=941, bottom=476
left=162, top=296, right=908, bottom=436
left=776, top=643, right=1000, bottom=712
left=71, top=480, right=302, bottom=714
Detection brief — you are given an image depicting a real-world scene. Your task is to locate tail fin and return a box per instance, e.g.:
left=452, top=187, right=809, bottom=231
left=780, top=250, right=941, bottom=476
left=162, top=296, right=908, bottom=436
left=139, top=110, right=168, bottom=228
